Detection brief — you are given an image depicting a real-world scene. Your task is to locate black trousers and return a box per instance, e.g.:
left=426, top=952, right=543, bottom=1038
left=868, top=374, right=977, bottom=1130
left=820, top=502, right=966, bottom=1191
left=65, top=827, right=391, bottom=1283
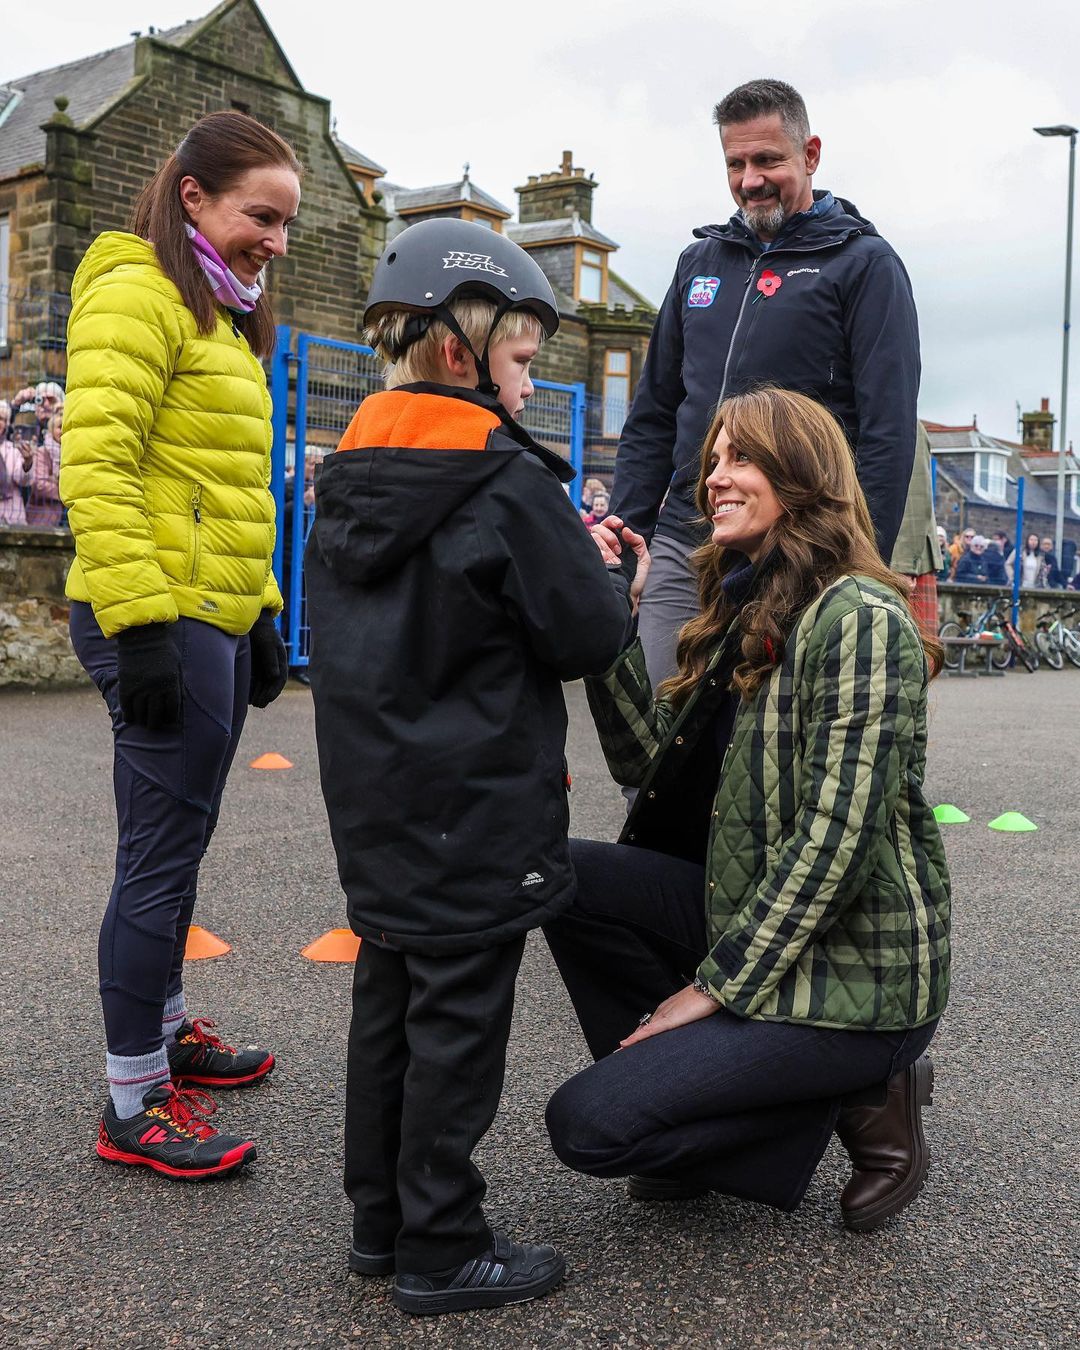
left=344, top=933, right=526, bottom=1273
left=543, top=840, right=937, bottom=1212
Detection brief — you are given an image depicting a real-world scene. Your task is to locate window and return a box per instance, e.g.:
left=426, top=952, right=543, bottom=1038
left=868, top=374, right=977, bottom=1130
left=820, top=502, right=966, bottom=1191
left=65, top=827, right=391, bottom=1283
left=1071, top=475, right=1080, bottom=516
left=0, top=215, right=8, bottom=347
left=579, top=248, right=604, bottom=303
left=602, top=349, right=630, bottom=437
left=974, top=451, right=1007, bottom=503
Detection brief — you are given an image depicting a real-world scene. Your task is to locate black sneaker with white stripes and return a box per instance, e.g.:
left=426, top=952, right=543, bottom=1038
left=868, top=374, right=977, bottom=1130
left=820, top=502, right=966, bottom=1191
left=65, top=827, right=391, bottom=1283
left=392, top=1230, right=565, bottom=1315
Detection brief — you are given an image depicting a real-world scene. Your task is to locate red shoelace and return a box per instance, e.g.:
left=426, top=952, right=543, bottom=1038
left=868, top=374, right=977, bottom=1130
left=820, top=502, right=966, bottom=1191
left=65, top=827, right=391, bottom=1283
left=184, top=1017, right=237, bottom=1054
left=151, top=1085, right=219, bottom=1140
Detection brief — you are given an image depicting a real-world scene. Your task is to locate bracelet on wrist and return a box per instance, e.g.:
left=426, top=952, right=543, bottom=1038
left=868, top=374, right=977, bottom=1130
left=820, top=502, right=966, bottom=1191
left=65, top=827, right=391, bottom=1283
left=692, top=976, right=721, bottom=1005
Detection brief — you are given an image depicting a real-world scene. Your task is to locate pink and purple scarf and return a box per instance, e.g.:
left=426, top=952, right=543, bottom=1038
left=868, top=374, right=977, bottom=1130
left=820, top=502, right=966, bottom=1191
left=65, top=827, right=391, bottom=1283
left=185, top=223, right=262, bottom=313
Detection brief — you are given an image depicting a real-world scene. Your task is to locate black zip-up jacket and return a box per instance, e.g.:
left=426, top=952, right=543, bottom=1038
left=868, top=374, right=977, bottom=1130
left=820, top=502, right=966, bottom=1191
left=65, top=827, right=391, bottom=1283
left=609, top=192, right=920, bottom=558
left=306, top=384, right=633, bottom=955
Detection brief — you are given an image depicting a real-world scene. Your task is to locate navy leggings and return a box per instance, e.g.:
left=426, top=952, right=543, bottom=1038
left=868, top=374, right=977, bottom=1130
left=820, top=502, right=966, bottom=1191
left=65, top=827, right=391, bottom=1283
left=69, top=603, right=250, bottom=1057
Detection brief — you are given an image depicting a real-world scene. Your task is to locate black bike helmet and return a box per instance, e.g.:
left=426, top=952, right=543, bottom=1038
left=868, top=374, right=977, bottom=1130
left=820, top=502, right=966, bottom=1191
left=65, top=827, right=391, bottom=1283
left=363, top=218, right=559, bottom=396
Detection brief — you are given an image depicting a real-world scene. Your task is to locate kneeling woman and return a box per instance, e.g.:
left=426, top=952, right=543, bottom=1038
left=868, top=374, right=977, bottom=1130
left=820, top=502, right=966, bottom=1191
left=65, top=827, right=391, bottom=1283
left=545, top=387, right=950, bottom=1230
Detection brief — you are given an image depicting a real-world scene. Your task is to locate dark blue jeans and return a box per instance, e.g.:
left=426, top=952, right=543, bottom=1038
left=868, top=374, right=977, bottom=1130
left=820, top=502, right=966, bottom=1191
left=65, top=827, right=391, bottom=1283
left=69, top=603, right=250, bottom=1057
left=544, top=840, right=937, bottom=1211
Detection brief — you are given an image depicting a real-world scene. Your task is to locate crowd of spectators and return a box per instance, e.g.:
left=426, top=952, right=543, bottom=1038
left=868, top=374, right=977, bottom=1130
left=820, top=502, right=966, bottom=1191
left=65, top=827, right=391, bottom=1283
left=7, top=383, right=1080, bottom=604
left=941, top=524, right=1077, bottom=590
left=0, top=381, right=65, bottom=527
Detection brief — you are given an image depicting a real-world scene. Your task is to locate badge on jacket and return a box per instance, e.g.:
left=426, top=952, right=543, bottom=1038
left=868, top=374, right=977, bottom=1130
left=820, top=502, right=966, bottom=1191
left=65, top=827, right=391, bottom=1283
left=687, top=275, right=722, bottom=308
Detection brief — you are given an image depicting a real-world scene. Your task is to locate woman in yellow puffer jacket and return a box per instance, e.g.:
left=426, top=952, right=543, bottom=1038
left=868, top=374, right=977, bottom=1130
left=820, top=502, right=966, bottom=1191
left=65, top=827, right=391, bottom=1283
left=61, top=112, right=300, bottom=1180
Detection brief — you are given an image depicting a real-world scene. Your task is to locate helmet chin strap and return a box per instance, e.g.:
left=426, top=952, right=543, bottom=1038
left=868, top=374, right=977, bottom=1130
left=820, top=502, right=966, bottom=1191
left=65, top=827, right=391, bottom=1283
left=434, top=299, right=513, bottom=399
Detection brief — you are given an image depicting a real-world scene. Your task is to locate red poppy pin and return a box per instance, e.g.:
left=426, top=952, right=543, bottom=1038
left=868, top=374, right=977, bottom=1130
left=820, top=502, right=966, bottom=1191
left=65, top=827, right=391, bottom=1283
left=753, top=270, right=782, bottom=303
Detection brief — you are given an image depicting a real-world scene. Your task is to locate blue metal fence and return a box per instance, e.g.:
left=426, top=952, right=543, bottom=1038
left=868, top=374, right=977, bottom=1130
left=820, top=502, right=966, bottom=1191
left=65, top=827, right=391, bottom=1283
left=270, top=325, right=586, bottom=666
left=581, top=392, right=628, bottom=492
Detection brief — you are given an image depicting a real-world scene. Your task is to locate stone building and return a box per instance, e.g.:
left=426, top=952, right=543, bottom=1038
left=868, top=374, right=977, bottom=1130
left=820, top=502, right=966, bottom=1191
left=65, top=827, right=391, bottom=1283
left=927, top=399, right=1080, bottom=576
left=0, top=3, right=659, bottom=685
left=507, top=150, right=656, bottom=413
left=0, top=0, right=387, bottom=389
left=0, top=0, right=391, bottom=687
left=372, top=168, right=513, bottom=240
left=0, top=0, right=656, bottom=426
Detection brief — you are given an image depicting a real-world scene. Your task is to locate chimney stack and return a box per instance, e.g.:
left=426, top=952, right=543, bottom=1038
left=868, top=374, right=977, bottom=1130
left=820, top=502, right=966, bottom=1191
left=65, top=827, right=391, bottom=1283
left=516, top=150, right=598, bottom=224
left=1021, top=398, right=1056, bottom=451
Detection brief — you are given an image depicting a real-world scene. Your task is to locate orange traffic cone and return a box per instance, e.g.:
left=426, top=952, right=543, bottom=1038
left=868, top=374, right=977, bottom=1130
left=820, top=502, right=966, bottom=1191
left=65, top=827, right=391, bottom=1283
left=184, top=925, right=231, bottom=960
left=250, top=752, right=293, bottom=770
left=301, top=929, right=361, bottom=963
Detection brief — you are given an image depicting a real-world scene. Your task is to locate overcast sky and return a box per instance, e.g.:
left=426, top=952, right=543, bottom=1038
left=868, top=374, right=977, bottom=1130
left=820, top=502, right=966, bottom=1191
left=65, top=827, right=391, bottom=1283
left=6, top=0, right=1080, bottom=441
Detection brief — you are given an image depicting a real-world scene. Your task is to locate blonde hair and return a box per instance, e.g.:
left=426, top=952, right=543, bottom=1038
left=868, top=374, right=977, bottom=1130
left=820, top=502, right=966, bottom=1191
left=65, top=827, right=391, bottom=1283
left=365, top=298, right=545, bottom=388
left=659, top=386, right=942, bottom=706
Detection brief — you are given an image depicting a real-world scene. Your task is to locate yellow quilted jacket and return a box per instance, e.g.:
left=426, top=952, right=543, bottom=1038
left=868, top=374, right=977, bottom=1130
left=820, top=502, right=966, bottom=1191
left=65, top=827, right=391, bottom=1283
left=60, top=231, right=283, bottom=637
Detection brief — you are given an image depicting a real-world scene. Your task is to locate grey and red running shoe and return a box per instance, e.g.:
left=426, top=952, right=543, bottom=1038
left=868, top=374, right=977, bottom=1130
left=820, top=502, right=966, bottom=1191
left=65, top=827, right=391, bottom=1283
left=96, top=1083, right=256, bottom=1180
left=168, top=1018, right=275, bottom=1089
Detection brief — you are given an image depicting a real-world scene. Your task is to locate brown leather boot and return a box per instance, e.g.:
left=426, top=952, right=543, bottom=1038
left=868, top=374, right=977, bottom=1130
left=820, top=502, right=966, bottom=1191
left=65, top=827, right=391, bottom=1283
left=835, top=1055, right=934, bottom=1232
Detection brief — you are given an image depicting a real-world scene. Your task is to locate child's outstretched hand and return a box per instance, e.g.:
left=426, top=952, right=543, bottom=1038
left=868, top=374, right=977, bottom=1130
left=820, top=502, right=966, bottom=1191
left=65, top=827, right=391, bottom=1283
left=590, top=515, right=651, bottom=616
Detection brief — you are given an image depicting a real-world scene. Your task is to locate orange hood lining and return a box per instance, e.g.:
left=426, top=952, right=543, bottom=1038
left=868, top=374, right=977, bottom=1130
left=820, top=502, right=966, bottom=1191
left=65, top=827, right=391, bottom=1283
left=337, top=391, right=501, bottom=453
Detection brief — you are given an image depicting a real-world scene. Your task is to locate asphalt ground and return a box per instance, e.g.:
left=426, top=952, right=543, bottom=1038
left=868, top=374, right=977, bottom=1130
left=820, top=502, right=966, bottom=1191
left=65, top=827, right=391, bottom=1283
left=0, top=664, right=1077, bottom=1348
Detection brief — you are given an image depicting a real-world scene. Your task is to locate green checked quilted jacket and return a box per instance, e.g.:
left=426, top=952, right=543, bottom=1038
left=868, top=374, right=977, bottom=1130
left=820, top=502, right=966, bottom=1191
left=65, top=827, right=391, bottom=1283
left=586, top=575, right=950, bottom=1031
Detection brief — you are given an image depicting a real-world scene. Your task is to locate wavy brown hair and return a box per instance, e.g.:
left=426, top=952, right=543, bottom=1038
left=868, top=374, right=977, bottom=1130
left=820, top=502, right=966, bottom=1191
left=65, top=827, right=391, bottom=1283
left=659, top=386, right=943, bottom=707
left=130, top=112, right=302, bottom=359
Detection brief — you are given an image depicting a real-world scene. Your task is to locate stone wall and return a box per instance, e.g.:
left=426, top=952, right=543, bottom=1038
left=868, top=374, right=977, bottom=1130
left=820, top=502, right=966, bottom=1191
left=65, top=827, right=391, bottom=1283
left=0, top=528, right=85, bottom=687
left=533, top=317, right=590, bottom=388
left=525, top=244, right=576, bottom=297
left=938, top=581, right=1072, bottom=635
left=0, top=542, right=1070, bottom=689
left=585, top=311, right=654, bottom=395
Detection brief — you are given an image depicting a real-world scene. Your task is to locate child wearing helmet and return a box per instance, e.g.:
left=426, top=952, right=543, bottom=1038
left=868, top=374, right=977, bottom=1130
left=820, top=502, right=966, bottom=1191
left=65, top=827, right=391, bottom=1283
left=305, top=220, right=648, bottom=1315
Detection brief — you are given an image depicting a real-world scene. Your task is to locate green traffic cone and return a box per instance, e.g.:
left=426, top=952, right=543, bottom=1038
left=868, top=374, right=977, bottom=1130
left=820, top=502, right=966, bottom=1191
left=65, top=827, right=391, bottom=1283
left=933, top=804, right=971, bottom=824
left=987, top=812, right=1038, bottom=832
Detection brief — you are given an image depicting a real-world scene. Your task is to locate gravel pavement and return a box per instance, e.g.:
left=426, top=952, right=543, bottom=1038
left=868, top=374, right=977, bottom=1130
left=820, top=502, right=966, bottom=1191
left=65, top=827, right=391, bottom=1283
left=0, top=667, right=1076, bottom=1348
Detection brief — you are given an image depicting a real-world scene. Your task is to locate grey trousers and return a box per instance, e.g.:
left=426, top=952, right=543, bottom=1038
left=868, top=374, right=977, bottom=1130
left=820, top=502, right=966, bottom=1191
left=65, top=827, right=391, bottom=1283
left=637, top=532, right=700, bottom=689
left=623, top=533, right=699, bottom=807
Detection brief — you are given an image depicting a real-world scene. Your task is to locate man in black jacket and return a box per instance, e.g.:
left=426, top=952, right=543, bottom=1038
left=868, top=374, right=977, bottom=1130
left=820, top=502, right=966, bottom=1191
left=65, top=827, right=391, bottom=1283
left=604, top=78, right=920, bottom=687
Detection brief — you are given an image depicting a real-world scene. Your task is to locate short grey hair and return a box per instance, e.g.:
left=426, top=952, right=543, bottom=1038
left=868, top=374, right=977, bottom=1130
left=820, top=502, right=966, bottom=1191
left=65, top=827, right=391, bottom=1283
left=712, top=79, right=811, bottom=145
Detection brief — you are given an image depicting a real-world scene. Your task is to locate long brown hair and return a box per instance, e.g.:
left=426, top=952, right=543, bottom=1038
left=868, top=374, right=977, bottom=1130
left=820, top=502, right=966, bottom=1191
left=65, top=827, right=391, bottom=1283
left=660, top=386, right=943, bottom=706
left=129, top=111, right=302, bottom=359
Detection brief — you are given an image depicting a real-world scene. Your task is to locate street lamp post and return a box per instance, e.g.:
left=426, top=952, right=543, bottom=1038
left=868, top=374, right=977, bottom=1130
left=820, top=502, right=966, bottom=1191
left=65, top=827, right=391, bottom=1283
left=1034, top=124, right=1078, bottom=568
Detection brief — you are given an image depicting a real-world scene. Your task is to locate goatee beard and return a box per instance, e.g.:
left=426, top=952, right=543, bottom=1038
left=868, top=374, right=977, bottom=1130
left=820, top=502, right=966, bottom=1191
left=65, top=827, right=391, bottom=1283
left=740, top=200, right=786, bottom=237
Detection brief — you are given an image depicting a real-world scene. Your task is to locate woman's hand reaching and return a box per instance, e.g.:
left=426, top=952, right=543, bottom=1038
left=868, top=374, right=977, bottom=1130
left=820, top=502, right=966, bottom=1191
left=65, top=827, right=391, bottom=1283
left=618, top=983, right=720, bottom=1049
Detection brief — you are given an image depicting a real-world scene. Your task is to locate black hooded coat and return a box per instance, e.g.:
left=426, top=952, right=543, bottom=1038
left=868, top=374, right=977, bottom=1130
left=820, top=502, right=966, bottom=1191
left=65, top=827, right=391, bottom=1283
left=306, top=385, right=633, bottom=954
left=608, top=192, right=921, bottom=559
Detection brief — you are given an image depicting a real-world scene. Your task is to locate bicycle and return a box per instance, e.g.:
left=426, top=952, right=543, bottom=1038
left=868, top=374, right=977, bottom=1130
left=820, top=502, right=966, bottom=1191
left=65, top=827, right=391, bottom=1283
left=985, top=598, right=1039, bottom=672
left=1034, top=609, right=1065, bottom=669
left=1040, top=604, right=1080, bottom=669
left=1062, top=605, right=1080, bottom=663
left=938, top=599, right=1013, bottom=672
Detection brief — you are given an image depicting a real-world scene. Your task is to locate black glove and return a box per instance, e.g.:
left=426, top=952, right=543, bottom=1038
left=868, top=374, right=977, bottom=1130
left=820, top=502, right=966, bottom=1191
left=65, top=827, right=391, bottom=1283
left=248, top=609, right=288, bottom=708
left=116, top=623, right=182, bottom=731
